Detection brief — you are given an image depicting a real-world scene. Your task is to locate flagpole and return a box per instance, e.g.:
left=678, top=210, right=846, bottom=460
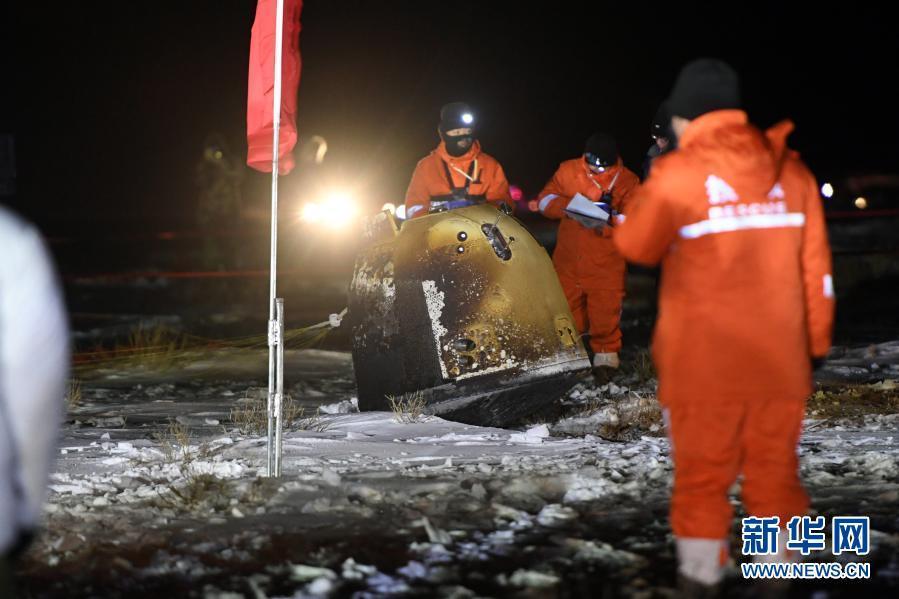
left=266, top=0, right=285, bottom=477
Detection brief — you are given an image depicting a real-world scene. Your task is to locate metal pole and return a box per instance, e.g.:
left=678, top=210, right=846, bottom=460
left=274, top=298, right=285, bottom=476
left=266, top=0, right=285, bottom=477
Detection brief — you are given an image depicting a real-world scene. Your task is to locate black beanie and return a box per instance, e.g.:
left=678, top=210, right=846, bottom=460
left=666, top=59, right=741, bottom=120
left=439, top=102, right=476, bottom=135
left=584, top=132, right=618, bottom=166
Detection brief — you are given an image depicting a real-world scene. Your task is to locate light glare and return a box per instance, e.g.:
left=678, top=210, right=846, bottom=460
left=300, top=202, right=324, bottom=223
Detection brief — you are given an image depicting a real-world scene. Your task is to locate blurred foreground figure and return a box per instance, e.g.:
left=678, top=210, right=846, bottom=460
left=614, top=59, right=834, bottom=595
left=404, top=102, right=513, bottom=218
left=0, top=207, right=68, bottom=595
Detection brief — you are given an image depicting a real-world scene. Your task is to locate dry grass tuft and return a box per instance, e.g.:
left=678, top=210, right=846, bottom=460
left=386, top=390, right=427, bottom=423
left=153, top=419, right=192, bottom=465
left=230, top=387, right=322, bottom=434
left=65, top=378, right=82, bottom=411
left=807, top=382, right=899, bottom=422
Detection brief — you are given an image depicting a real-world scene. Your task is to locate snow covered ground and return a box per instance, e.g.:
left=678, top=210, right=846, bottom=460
left=15, top=345, right=899, bottom=598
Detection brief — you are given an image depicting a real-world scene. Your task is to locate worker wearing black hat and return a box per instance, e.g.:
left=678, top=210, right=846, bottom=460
left=614, top=58, right=834, bottom=596
left=404, top=102, right=512, bottom=219
left=643, top=101, right=673, bottom=179
left=536, top=132, right=640, bottom=372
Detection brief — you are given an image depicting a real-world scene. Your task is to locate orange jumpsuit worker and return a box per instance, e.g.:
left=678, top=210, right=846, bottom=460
left=405, top=102, right=512, bottom=219
left=614, top=59, right=834, bottom=593
left=537, top=133, right=640, bottom=370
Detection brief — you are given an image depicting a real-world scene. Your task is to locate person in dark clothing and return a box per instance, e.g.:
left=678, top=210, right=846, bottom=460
left=643, top=102, right=674, bottom=179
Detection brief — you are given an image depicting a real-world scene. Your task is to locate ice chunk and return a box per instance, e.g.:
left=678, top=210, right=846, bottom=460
left=470, top=483, right=487, bottom=500
left=290, top=564, right=337, bottom=582
left=536, top=504, right=577, bottom=527
left=321, top=468, right=341, bottom=487
left=508, top=569, right=560, bottom=588
left=508, top=424, right=550, bottom=444
left=319, top=398, right=359, bottom=415
left=307, top=577, right=334, bottom=595
left=416, top=517, right=453, bottom=545
left=397, top=560, right=429, bottom=580
left=342, top=558, right=377, bottom=580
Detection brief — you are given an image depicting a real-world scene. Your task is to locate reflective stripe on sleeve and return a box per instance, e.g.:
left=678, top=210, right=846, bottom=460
left=538, top=194, right=559, bottom=213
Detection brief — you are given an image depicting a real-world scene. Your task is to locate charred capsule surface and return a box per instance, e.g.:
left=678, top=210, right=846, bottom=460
left=347, top=204, right=590, bottom=426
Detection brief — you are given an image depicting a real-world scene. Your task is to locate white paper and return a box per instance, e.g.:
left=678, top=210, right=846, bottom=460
left=565, top=193, right=610, bottom=222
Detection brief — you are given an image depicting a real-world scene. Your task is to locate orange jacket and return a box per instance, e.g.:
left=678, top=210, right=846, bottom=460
left=614, top=110, right=834, bottom=403
left=537, top=158, right=640, bottom=285
left=404, top=141, right=512, bottom=218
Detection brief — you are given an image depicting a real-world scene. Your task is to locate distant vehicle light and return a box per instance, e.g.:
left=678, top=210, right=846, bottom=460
left=855, top=197, right=868, bottom=210
left=381, top=202, right=396, bottom=215
left=821, top=183, right=834, bottom=198
left=509, top=185, right=524, bottom=202
left=462, top=113, right=474, bottom=125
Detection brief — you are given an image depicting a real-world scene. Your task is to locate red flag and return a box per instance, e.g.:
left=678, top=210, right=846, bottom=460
left=247, top=0, right=303, bottom=174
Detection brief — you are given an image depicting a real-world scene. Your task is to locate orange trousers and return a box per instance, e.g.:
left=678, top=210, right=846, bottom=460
left=666, top=395, right=809, bottom=539
left=557, top=271, right=623, bottom=354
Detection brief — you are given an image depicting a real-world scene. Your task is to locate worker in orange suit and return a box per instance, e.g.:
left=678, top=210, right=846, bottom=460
left=614, top=59, right=834, bottom=595
left=404, top=102, right=513, bottom=219
left=536, top=132, right=640, bottom=371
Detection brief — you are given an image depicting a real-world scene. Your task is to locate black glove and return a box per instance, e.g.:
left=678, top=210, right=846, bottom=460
left=570, top=213, right=607, bottom=230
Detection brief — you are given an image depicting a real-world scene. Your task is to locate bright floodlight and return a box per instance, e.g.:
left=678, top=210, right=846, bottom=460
left=322, top=192, right=357, bottom=229
left=821, top=183, right=834, bottom=198
left=855, top=197, right=868, bottom=210
left=300, top=202, right=324, bottom=223
left=462, top=113, right=474, bottom=125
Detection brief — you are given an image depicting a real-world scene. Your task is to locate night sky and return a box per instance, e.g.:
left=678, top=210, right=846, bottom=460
left=9, top=1, right=894, bottom=231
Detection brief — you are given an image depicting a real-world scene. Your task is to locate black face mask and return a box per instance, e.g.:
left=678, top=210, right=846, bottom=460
left=443, top=135, right=474, bottom=157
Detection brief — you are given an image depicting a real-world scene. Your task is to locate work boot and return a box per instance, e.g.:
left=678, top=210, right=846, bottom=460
left=675, top=538, right=727, bottom=599
left=592, top=352, right=620, bottom=369
left=592, top=352, right=619, bottom=383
